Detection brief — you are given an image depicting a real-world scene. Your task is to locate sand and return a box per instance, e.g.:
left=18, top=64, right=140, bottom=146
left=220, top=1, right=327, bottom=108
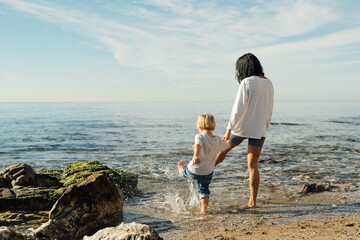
left=174, top=214, right=360, bottom=240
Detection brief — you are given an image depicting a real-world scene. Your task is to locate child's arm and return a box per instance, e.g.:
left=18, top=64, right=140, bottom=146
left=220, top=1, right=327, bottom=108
left=192, top=144, right=201, bottom=164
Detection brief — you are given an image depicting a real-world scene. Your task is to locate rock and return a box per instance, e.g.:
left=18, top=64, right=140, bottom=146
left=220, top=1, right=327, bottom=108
left=0, top=164, right=63, bottom=211
left=0, top=188, right=64, bottom=211
left=83, top=222, right=163, bottom=240
left=0, top=226, right=27, bottom=240
left=300, top=183, right=330, bottom=193
left=0, top=211, right=48, bottom=228
left=0, top=164, right=62, bottom=188
left=62, top=161, right=138, bottom=197
left=37, top=168, right=63, bottom=179
left=34, top=173, right=123, bottom=240
left=1, top=164, right=36, bottom=187
left=35, top=174, right=61, bottom=188
left=1, top=188, right=15, bottom=198
left=0, top=177, right=10, bottom=188
left=0, top=162, right=138, bottom=234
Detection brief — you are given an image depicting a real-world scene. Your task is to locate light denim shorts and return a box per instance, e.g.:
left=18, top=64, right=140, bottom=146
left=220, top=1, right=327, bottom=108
left=230, top=134, right=266, bottom=148
left=182, top=167, right=213, bottom=199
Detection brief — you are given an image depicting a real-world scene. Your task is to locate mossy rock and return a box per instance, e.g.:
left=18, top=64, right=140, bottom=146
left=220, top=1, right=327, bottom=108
left=0, top=188, right=64, bottom=211
left=62, top=161, right=109, bottom=187
left=0, top=161, right=138, bottom=212
left=0, top=210, right=48, bottom=227
left=108, top=168, right=138, bottom=196
left=62, top=161, right=138, bottom=196
left=38, top=168, right=63, bottom=179
left=63, top=161, right=109, bottom=177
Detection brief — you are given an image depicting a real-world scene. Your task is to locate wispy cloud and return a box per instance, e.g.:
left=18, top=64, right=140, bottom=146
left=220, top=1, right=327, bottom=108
left=0, top=0, right=358, bottom=86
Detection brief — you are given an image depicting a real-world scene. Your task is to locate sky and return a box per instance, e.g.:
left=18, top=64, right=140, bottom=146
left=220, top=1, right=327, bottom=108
left=0, top=0, right=359, bottom=102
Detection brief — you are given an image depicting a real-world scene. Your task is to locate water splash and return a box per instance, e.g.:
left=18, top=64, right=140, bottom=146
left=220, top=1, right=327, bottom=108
left=164, top=192, right=188, bottom=214
left=186, top=180, right=200, bottom=207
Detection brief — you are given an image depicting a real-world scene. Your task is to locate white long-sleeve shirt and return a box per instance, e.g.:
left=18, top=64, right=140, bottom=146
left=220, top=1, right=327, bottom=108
left=227, top=76, right=274, bottom=139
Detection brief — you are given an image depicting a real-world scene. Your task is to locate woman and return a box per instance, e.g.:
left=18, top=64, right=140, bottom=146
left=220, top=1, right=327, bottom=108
left=215, top=53, right=274, bottom=208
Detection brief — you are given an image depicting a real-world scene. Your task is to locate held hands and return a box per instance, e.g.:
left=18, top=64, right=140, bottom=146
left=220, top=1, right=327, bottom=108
left=222, top=129, right=231, bottom=141
left=192, top=156, right=201, bottom=164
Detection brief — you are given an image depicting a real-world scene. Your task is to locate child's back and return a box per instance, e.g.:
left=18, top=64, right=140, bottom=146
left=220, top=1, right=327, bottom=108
left=187, top=132, right=228, bottom=176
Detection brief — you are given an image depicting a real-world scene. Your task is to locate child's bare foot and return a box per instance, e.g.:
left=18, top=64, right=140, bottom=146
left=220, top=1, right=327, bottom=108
left=178, top=160, right=185, bottom=177
left=200, top=210, right=207, bottom=214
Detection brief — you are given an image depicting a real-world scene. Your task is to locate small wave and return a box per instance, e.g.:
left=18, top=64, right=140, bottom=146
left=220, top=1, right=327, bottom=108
left=63, top=132, right=88, bottom=136
left=328, top=120, right=353, bottom=124
left=127, top=151, right=193, bottom=158
left=328, top=118, right=360, bottom=125
left=8, top=145, right=115, bottom=153
left=271, top=122, right=305, bottom=126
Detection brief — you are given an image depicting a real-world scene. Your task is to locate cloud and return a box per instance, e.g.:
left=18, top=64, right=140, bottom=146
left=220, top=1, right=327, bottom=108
left=253, top=28, right=360, bottom=58
left=0, top=0, right=358, bottom=87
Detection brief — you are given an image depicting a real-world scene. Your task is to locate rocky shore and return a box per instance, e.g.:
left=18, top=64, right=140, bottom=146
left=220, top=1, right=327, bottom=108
left=0, top=161, right=162, bottom=240
left=1, top=162, right=359, bottom=240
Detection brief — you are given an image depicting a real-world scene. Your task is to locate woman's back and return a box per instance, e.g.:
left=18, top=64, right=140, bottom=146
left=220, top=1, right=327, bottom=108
left=229, top=75, right=274, bottom=139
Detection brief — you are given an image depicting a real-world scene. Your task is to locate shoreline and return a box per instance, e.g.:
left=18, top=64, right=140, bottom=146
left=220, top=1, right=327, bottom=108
left=156, top=194, right=360, bottom=240
left=168, top=214, right=360, bottom=239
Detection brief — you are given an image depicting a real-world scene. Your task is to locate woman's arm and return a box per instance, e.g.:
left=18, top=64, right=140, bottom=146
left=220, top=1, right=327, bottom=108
left=266, top=82, right=274, bottom=130
left=223, top=129, right=231, bottom=141
left=227, top=81, right=249, bottom=131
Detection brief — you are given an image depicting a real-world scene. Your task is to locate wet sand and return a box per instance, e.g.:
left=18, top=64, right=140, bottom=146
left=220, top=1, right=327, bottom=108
left=176, top=214, right=360, bottom=239
left=157, top=193, right=360, bottom=239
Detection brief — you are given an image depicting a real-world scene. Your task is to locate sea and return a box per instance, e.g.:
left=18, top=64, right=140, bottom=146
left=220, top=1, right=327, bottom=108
left=0, top=102, right=359, bottom=238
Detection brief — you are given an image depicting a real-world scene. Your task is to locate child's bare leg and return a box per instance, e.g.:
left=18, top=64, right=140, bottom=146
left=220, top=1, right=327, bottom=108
left=178, top=160, right=185, bottom=177
left=200, top=197, right=209, bottom=214
left=215, top=151, right=228, bottom=166
left=215, top=142, right=236, bottom=166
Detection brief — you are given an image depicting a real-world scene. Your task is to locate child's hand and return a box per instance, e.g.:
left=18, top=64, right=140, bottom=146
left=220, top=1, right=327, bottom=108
left=192, top=156, right=201, bottom=164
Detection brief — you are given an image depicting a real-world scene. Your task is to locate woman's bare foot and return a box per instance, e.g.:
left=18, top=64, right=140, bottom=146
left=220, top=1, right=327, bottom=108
left=244, top=204, right=256, bottom=209
left=245, top=200, right=256, bottom=209
left=178, top=160, right=185, bottom=177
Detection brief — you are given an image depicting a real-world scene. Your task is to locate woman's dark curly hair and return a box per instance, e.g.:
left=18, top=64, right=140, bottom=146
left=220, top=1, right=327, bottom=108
left=235, top=53, right=264, bottom=83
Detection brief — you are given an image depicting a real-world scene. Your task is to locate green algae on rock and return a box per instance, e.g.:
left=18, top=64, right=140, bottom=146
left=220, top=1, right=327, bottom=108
left=1, top=161, right=138, bottom=211
left=0, top=188, right=64, bottom=211
left=0, top=210, right=48, bottom=227
left=1, top=162, right=139, bottom=236
left=38, top=168, right=63, bottom=179
left=62, top=161, right=138, bottom=196
left=108, top=168, right=138, bottom=196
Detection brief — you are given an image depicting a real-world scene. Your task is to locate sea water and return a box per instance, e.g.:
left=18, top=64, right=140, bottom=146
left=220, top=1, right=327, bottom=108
left=0, top=102, right=359, bottom=237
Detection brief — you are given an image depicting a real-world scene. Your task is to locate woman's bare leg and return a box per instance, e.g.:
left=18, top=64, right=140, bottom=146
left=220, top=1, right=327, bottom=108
left=247, top=145, right=262, bottom=208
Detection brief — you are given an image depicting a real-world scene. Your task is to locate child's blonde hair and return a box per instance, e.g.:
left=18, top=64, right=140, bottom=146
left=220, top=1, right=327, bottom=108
left=197, top=114, right=216, bottom=130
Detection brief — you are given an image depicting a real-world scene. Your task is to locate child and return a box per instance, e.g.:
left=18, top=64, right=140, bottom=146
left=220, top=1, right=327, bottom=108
left=178, top=114, right=229, bottom=214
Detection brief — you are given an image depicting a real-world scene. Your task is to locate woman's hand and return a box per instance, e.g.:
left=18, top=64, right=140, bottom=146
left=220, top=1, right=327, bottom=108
left=223, top=129, right=231, bottom=141
left=192, top=156, right=201, bottom=164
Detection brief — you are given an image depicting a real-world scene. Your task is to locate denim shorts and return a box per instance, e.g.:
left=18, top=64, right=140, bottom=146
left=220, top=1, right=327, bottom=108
left=230, top=134, right=266, bottom=148
left=182, top=167, right=213, bottom=199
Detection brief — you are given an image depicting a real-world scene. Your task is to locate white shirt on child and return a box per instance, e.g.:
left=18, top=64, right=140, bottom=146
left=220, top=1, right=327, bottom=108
left=187, top=132, right=229, bottom=176
left=227, top=76, right=274, bottom=139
